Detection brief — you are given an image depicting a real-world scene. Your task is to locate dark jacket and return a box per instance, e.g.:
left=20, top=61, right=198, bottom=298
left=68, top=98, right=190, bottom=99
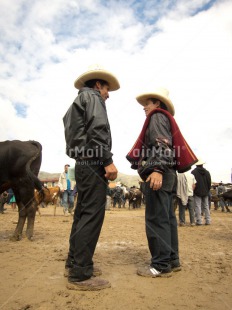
left=191, top=166, right=211, bottom=197
left=63, top=87, right=113, bottom=166
left=139, top=113, right=176, bottom=192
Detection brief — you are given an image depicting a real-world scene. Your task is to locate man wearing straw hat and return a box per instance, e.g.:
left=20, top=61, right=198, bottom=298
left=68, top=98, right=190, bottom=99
left=126, top=87, right=198, bottom=278
left=63, top=65, right=120, bottom=290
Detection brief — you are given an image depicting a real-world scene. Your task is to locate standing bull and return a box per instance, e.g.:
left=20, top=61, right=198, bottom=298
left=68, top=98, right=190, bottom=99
left=110, top=186, right=124, bottom=208
left=128, top=186, right=142, bottom=209
left=121, top=185, right=143, bottom=209
left=0, top=140, right=45, bottom=240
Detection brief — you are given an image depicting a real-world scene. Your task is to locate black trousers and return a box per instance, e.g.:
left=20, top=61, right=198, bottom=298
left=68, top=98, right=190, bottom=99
left=145, top=184, right=179, bottom=271
left=68, top=160, right=107, bottom=281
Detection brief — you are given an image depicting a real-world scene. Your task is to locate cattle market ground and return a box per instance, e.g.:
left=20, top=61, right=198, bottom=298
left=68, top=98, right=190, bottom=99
left=0, top=204, right=231, bottom=310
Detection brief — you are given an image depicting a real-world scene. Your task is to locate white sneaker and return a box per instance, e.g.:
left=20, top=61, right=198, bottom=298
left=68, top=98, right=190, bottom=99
left=137, top=266, right=172, bottom=278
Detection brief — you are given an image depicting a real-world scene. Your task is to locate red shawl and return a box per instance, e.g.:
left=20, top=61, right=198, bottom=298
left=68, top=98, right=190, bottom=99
left=126, top=108, right=198, bottom=173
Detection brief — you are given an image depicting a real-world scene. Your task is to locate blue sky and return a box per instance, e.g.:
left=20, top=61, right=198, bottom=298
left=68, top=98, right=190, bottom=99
left=0, top=0, right=232, bottom=182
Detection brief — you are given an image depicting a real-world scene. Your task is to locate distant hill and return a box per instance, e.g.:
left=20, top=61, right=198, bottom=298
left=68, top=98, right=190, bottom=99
left=39, top=171, right=141, bottom=187
left=39, top=171, right=60, bottom=180
left=113, top=172, right=142, bottom=187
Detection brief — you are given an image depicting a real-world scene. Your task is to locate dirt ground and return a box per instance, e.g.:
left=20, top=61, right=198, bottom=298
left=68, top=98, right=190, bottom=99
left=0, top=203, right=231, bottom=310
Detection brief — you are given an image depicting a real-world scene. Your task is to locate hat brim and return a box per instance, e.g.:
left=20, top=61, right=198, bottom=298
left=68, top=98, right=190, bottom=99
left=195, top=160, right=205, bottom=166
left=136, top=92, right=175, bottom=116
left=74, top=70, right=120, bottom=91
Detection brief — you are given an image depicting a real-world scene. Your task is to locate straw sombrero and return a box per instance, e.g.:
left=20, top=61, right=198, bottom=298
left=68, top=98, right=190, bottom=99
left=136, top=87, right=175, bottom=116
left=74, top=64, right=120, bottom=91
left=195, top=158, right=205, bottom=166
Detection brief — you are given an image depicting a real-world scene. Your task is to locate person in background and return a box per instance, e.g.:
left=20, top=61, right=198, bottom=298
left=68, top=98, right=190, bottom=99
left=58, top=164, right=76, bottom=216
left=191, top=159, right=211, bottom=225
left=71, top=184, right=78, bottom=214
left=216, top=182, right=230, bottom=212
left=0, top=191, right=8, bottom=214
left=10, top=193, right=17, bottom=210
left=208, top=190, right=212, bottom=210
left=105, top=186, right=112, bottom=210
left=7, top=188, right=17, bottom=210
left=63, top=65, right=119, bottom=290
left=177, top=171, right=196, bottom=226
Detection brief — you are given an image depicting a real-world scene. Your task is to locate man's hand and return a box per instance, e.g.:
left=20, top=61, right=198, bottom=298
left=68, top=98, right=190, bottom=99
left=146, top=172, right=163, bottom=191
left=104, top=163, right=118, bottom=181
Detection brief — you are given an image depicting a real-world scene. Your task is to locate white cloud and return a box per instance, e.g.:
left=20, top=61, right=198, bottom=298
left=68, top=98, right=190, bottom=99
left=0, top=0, right=231, bottom=182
